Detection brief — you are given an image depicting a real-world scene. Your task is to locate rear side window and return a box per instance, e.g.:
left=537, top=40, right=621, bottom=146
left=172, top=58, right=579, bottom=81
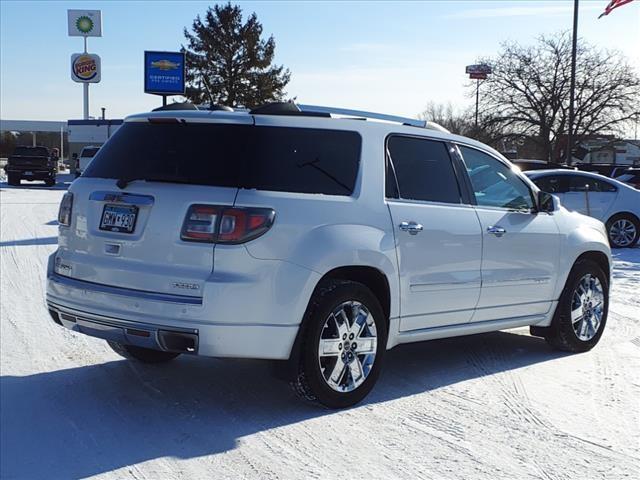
left=568, top=175, right=617, bottom=192
left=246, top=127, right=361, bottom=196
left=386, top=136, right=461, bottom=203
left=84, top=123, right=361, bottom=196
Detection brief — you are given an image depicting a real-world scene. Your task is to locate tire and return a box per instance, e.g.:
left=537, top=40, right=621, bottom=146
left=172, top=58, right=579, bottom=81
left=7, top=174, right=20, bottom=186
left=606, top=213, right=639, bottom=248
left=107, top=341, right=180, bottom=363
left=290, top=279, right=388, bottom=409
left=45, top=178, right=55, bottom=187
left=543, top=259, right=608, bottom=353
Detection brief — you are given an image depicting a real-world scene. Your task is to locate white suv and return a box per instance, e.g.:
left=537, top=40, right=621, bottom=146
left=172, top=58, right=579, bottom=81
left=47, top=103, right=612, bottom=408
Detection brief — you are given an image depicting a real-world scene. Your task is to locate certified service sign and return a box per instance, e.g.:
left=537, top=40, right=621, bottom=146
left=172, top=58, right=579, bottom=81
left=71, top=53, right=101, bottom=83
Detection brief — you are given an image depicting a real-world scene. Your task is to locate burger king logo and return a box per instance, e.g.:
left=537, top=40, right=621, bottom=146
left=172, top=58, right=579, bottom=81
left=71, top=53, right=101, bottom=83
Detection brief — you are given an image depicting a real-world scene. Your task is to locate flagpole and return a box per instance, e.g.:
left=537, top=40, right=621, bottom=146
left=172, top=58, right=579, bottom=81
left=566, top=0, right=579, bottom=165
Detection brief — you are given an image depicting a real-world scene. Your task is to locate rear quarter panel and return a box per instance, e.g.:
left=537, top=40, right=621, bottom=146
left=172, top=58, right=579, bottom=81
left=234, top=117, right=400, bottom=320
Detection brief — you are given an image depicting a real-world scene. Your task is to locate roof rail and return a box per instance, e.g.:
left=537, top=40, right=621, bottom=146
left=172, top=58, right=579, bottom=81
left=298, top=104, right=427, bottom=128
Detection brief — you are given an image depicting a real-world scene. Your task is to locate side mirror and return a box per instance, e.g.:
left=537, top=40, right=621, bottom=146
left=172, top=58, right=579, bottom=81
left=538, top=191, right=556, bottom=213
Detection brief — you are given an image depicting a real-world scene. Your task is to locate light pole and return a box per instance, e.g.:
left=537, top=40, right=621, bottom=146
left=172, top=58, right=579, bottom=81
left=566, top=0, right=579, bottom=164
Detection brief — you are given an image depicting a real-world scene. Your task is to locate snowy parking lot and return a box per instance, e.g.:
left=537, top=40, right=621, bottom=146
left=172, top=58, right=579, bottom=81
left=1, top=175, right=638, bottom=480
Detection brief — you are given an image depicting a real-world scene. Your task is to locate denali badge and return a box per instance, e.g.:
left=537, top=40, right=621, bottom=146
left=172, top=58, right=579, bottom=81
left=172, top=282, right=200, bottom=291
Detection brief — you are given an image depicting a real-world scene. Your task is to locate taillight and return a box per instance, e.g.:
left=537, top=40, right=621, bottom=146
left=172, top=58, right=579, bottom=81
left=58, top=192, right=73, bottom=226
left=181, top=205, right=275, bottom=244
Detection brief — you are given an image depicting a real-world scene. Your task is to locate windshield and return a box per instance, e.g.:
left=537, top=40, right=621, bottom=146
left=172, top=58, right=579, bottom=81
left=84, top=122, right=362, bottom=196
left=81, top=147, right=100, bottom=158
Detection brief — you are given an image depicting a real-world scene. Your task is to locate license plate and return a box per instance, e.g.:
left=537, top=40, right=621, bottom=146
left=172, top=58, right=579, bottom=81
left=99, top=204, right=138, bottom=233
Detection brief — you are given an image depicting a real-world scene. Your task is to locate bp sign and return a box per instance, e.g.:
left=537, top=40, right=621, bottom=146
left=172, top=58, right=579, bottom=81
left=144, top=51, right=186, bottom=95
left=71, top=53, right=101, bottom=83
left=67, top=10, right=102, bottom=37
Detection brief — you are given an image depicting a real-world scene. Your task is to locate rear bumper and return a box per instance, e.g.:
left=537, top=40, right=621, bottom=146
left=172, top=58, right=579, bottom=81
left=46, top=255, right=305, bottom=360
left=4, top=166, right=55, bottom=177
left=47, top=302, right=199, bottom=354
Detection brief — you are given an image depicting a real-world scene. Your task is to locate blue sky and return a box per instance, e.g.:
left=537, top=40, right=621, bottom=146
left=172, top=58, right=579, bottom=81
left=1, top=0, right=638, bottom=120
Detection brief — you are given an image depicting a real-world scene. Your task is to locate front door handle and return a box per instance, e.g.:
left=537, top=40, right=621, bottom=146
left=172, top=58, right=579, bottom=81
left=399, top=221, right=424, bottom=235
left=487, top=225, right=506, bottom=237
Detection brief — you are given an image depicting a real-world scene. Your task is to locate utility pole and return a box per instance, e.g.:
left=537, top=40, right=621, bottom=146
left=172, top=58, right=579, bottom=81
left=475, top=79, right=480, bottom=128
left=566, top=0, right=579, bottom=165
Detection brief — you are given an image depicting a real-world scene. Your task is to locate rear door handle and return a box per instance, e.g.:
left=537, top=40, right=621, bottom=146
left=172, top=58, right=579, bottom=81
left=487, top=225, right=506, bottom=237
left=399, top=221, right=423, bottom=235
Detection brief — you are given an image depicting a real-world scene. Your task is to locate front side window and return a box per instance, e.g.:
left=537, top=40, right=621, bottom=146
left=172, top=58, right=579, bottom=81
left=459, top=146, right=534, bottom=210
left=533, top=175, right=569, bottom=194
left=386, top=136, right=461, bottom=204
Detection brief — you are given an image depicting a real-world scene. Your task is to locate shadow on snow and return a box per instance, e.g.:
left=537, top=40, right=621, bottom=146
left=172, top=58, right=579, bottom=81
left=1, top=331, right=566, bottom=479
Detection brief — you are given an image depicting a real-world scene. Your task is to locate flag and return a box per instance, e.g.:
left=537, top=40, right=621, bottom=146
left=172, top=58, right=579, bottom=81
left=598, top=0, right=635, bottom=18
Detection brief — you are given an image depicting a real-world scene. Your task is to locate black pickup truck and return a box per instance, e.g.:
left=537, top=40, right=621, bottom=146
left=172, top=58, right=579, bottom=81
left=4, top=146, right=57, bottom=187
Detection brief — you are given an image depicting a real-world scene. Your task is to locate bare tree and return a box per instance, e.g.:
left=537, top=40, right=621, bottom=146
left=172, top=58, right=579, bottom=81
left=476, top=32, right=640, bottom=161
left=419, top=101, right=471, bottom=135
left=418, top=101, right=506, bottom=150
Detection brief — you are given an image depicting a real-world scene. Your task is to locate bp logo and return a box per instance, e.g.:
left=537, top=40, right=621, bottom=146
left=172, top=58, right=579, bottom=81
left=71, top=53, right=101, bottom=83
left=75, top=15, right=94, bottom=34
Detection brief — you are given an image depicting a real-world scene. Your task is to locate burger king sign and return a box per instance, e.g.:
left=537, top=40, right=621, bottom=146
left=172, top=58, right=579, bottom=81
left=71, top=53, right=101, bottom=83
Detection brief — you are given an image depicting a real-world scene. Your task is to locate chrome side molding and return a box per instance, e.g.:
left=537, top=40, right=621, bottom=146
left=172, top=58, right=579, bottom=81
left=49, top=272, right=202, bottom=305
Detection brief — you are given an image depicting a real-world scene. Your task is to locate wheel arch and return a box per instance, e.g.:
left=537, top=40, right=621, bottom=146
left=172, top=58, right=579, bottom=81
left=605, top=210, right=640, bottom=227
left=276, top=265, right=392, bottom=381
left=574, top=250, right=610, bottom=286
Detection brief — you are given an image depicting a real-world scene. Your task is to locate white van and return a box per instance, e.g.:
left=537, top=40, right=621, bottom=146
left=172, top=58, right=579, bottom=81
left=76, top=146, right=101, bottom=177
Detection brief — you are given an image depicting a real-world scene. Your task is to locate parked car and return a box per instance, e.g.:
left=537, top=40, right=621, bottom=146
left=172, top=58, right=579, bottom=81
left=574, top=163, right=637, bottom=178
left=525, top=169, right=640, bottom=248
left=4, top=146, right=57, bottom=186
left=76, top=145, right=101, bottom=177
left=47, top=103, right=612, bottom=408
left=614, top=168, right=640, bottom=189
left=511, top=159, right=575, bottom=172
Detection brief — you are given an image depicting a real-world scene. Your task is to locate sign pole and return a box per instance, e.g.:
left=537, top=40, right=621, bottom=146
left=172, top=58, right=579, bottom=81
left=475, top=78, right=480, bottom=128
left=566, top=0, right=579, bottom=165
left=83, top=36, right=89, bottom=119
left=162, top=95, right=167, bottom=107
left=68, top=9, right=102, bottom=120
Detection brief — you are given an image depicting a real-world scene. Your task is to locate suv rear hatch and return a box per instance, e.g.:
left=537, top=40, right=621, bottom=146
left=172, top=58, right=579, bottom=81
left=57, top=113, right=253, bottom=297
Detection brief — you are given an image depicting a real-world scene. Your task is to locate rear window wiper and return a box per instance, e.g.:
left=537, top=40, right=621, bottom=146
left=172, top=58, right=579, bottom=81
left=298, top=157, right=352, bottom=194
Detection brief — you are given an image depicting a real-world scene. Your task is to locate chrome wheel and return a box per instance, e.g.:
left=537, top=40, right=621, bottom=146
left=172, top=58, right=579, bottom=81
left=571, top=274, right=605, bottom=341
left=317, top=301, right=378, bottom=393
left=609, top=218, right=636, bottom=247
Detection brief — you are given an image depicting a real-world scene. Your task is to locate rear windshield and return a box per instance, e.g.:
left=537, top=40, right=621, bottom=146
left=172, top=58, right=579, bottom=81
left=81, top=147, right=100, bottom=158
left=13, top=147, right=48, bottom=156
left=83, top=123, right=362, bottom=196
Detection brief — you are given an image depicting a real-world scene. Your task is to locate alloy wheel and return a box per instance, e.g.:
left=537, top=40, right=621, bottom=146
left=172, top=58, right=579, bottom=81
left=609, top=219, right=636, bottom=247
left=571, top=274, right=605, bottom=341
left=317, top=301, right=378, bottom=392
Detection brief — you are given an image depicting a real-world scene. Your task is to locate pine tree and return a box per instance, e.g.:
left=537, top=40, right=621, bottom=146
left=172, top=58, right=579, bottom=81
left=183, top=3, right=291, bottom=108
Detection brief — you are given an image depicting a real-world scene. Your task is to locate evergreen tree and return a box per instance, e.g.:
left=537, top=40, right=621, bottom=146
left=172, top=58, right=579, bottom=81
left=183, top=3, right=291, bottom=108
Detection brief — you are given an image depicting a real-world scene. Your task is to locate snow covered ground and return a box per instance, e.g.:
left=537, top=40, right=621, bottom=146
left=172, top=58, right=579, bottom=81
left=1, top=176, right=638, bottom=480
